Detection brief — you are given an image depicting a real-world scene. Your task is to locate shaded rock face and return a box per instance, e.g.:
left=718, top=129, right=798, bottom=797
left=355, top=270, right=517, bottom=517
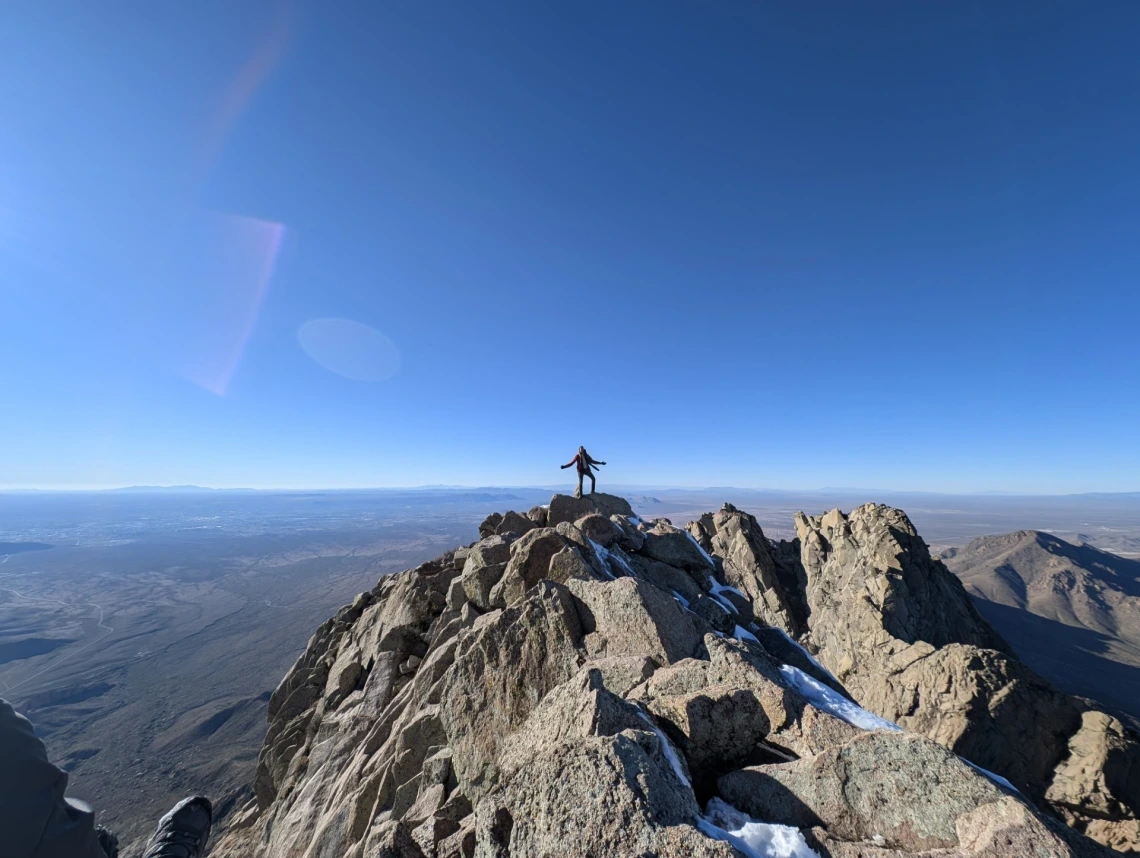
left=211, top=495, right=1131, bottom=858
left=1048, top=711, right=1140, bottom=851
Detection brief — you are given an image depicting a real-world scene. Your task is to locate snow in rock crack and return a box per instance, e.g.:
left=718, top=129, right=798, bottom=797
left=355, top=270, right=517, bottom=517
left=734, top=624, right=760, bottom=643
left=636, top=711, right=690, bottom=789
left=778, top=664, right=901, bottom=732
left=634, top=706, right=822, bottom=858
left=706, top=576, right=742, bottom=615
left=586, top=538, right=618, bottom=579
left=963, top=758, right=1020, bottom=794
left=702, top=569, right=747, bottom=615
left=608, top=546, right=636, bottom=576
left=682, top=529, right=717, bottom=568
left=778, top=658, right=1019, bottom=793
left=708, top=575, right=746, bottom=601
left=700, top=798, right=821, bottom=858
left=710, top=593, right=738, bottom=615
left=672, top=591, right=691, bottom=608
left=771, top=628, right=841, bottom=685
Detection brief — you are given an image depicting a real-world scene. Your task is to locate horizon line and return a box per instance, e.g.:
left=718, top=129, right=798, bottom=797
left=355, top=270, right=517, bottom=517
left=1, top=483, right=1138, bottom=498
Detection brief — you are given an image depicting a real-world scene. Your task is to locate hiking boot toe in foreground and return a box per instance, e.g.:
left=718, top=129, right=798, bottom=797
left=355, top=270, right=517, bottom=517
left=142, top=796, right=212, bottom=858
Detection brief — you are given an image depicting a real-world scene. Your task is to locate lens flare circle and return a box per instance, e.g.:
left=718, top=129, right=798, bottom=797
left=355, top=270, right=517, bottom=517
left=298, top=318, right=401, bottom=382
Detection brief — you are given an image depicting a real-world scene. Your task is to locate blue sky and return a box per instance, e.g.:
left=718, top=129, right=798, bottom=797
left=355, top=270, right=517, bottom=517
left=1, top=1, right=1138, bottom=492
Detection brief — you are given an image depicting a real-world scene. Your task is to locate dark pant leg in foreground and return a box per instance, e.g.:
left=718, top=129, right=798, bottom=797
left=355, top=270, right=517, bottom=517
left=0, top=697, right=110, bottom=858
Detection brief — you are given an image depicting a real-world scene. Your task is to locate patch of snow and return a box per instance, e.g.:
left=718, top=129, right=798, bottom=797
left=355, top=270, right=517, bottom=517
left=735, top=625, right=760, bottom=643
left=871, top=834, right=887, bottom=847
left=608, top=545, right=636, bottom=576
left=700, top=798, right=822, bottom=858
left=776, top=661, right=1019, bottom=796
left=710, top=592, right=739, bottom=615
left=708, top=576, right=747, bottom=600
left=627, top=514, right=642, bottom=525
left=705, top=577, right=738, bottom=611
left=779, top=664, right=901, bottom=733
left=706, top=575, right=745, bottom=615
left=673, top=595, right=704, bottom=621
left=682, top=529, right=717, bottom=568
left=636, top=711, right=690, bottom=789
left=772, top=628, right=841, bottom=685
left=963, top=758, right=1020, bottom=795
left=586, top=538, right=618, bottom=579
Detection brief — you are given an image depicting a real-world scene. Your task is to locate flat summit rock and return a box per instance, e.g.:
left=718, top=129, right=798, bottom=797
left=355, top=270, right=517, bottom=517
left=545, top=491, right=634, bottom=527
left=209, top=495, right=1139, bottom=858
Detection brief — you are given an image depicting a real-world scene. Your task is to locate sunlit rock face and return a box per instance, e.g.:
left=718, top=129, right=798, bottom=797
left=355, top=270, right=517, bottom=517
left=209, top=495, right=1139, bottom=858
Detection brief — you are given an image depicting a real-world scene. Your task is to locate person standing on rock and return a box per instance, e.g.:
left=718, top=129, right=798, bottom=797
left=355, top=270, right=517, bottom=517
left=561, top=446, right=606, bottom=498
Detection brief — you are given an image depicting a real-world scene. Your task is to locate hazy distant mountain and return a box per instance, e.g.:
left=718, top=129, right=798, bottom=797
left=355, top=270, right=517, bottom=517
left=942, top=531, right=1140, bottom=723
left=110, top=485, right=229, bottom=493
left=630, top=495, right=663, bottom=505
left=942, top=531, right=1140, bottom=641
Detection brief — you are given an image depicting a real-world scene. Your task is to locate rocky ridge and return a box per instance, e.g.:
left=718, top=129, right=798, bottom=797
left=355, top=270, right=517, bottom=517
left=209, top=494, right=1140, bottom=857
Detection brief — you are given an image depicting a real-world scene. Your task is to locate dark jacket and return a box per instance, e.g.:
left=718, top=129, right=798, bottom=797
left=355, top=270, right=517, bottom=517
left=562, top=452, right=603, bottom=476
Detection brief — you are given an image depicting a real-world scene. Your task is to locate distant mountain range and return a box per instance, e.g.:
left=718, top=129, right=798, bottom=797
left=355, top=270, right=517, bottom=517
left=110, top=485, right=238, bottom=493
left=942, top=531, right=1140, bottom=724
left=5, top=484, right=1139, bottom=497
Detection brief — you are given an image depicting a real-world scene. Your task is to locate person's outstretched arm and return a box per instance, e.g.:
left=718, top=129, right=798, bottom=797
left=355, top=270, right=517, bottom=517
left=589, top=456, right=606, bottom=466
left=1, top=698, right=111, bottom=858
left=561, top=456, right=578, bottom=469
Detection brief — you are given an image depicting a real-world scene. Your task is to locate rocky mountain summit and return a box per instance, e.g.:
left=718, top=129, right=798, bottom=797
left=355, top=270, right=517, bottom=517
left=209, top=494, right=1140, bottom=857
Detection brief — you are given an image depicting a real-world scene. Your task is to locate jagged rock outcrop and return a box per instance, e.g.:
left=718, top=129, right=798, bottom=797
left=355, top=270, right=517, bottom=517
left=211, top=494, right=1135, bottom=858
left=1048, top=712, right=1140, bottom=853
left=795, top=503, right=1140, bottom=852
left=689, top=503, right=805, bottom=635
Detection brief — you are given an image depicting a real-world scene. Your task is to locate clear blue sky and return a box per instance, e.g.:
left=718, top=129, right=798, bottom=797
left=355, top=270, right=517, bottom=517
left=2, top=1, right=1138, bottom=492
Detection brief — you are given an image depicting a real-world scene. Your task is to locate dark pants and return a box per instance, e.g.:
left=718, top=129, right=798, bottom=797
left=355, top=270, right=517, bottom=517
left=0, top=698, right=110, bottom=858
left=576, top=470, right=596, bottom=497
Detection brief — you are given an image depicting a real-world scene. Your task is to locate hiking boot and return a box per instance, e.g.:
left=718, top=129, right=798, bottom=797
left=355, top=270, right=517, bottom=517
left=142, top=796, right=212, bottom=858
left=97, top=826, right=120, bottom=858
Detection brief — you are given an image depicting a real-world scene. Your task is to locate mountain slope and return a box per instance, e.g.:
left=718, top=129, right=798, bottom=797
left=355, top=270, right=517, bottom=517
left=943, top=531, right=1140, bottom=637
left=942, top=531, right=1140, bottom=725
left=209, top=496, right=1140, bottom=857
